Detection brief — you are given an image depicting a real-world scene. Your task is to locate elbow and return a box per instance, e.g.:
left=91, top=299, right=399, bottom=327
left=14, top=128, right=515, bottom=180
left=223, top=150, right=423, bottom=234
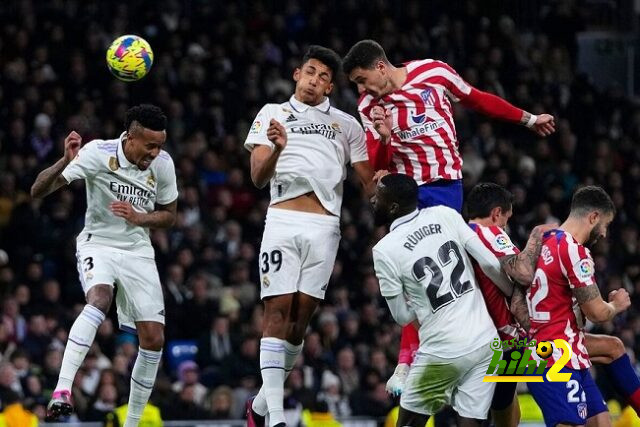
left=250, top=171, right=267, bottom=189
left=30, top=186, right=43, bottom=199
left=583, top=308, right=610, bottom=324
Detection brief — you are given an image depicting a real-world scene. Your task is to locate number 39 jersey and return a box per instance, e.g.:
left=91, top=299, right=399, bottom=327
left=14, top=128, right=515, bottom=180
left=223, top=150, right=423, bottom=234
left=373, top=206, right=497, bottom=358
left=527, top=229, right=594, bottom=369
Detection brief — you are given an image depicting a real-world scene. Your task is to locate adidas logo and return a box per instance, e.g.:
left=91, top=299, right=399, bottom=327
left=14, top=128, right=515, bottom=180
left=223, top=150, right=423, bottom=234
left=285, top=114, right=297, bottom=122
left=158, top=309, right=165, bottom=316
left=320, top=283, right=328, bottom=291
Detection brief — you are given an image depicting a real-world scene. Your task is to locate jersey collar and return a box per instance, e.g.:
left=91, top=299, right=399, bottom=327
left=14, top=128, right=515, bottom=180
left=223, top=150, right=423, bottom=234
left=289, top=95, right=331, bottom=114
left=116, top=132, right=135, bottom=169
left=390, top=209, right=420, bottom=231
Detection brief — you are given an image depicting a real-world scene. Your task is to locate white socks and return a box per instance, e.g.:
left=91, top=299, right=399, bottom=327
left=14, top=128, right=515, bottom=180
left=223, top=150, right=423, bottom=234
left=55, top=305, right=105, bottom=392
left=124, top=347, right=162, bottom=427
left=254, top=339, right=303, bottom=424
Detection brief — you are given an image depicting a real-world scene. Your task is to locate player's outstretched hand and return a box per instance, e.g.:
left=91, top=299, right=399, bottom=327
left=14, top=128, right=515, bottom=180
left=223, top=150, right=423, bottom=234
left=530, top=114, right=556, bottom=137
left=110, top=201, right=143, bottom=226
left=371, top=106, right=392, bottom=143
left=608, top=288, right=631, bottom=314
left=63, top=131, right=82, bottom=162
left=267, top=119, right=287, bottom=152
left=385, top=363, right=410, bottom=397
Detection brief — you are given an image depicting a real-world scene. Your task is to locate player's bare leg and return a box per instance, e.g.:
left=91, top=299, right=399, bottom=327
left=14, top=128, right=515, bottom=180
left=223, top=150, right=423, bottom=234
left=47, top=284, right=113, bottom=421
left=396, top=406, right=429, bottom=427
left=586, top=333, right=640, bottom=413
left=123, top=321, right=164, bottom=427
left=286, top=292, right=319, bottom=344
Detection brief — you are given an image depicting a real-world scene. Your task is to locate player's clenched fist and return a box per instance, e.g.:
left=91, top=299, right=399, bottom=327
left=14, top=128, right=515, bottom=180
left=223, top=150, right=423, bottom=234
left=64, top=131, right=82, bottom=162
left=267, top=119, right=287, bottom=152
left=609, top=288, right=631, bottom=313
left=371, top=105, right=392, bottom=143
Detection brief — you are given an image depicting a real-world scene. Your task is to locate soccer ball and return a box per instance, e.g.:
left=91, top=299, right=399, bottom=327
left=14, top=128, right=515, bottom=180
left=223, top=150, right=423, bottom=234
left=106, top=35, right=154, bottom=82
left=536, top=341, right=553, bottom=359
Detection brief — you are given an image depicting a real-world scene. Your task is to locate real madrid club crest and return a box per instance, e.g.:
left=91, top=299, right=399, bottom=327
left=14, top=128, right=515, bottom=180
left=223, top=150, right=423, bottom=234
left=108, top=157, right=119, bottom=171
left=331, top=122, right=342, bottom=133
left=262, top=276, right=270, bottom=288
left=147, top=172, right=156, bottom=188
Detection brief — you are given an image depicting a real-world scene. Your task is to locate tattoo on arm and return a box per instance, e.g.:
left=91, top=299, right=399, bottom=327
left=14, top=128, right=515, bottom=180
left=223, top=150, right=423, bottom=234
left=500, top=227, right=544, bottom=286
left=510, top=286, right=531, bottom=331
left=31, top=158, right=70, bottom=198
left=572, top=285, right=602, bottom=304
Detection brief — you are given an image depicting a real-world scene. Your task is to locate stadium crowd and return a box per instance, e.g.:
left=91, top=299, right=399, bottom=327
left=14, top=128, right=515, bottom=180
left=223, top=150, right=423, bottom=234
left=0, top=0, right=639, bottom=423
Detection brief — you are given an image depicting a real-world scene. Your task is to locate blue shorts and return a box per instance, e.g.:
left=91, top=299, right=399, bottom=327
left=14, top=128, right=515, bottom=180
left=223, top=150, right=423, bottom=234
left=527, top=367, right=608, bottom=426
left=417, top=179, right=463, bottom=212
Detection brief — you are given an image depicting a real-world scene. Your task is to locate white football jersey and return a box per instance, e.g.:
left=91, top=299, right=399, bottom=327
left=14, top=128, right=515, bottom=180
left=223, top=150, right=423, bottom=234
left=244, top=95, right=368, bottom=216
left=62, top=132, right=178, bottom=258
left=373, top=206, right=497, bottom=358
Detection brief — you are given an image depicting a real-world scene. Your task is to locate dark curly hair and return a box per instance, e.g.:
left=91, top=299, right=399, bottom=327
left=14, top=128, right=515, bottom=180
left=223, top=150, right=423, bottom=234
left=125, top=104, right=167, bottom=132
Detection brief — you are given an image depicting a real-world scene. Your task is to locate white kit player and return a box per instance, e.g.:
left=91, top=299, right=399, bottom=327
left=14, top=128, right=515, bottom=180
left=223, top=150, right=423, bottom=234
left=244, top=46, right=374, bottom=427
left=30, top=104, right=178, bottom=426
left=371, top=173, right=513, bottom=427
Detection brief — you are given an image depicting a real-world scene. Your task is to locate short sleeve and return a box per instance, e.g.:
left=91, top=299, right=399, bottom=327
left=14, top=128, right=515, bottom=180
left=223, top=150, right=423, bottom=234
left=560, top=240, right=596, bottom=289
left=484, top=226, right=519, bottom=257
left=373, top=248, right=403, bottom=297
left=244, top=105, right=275, bottom=152
left=61, top=142, right=100, bottom=182
left=156, top=154, right=179, bottom=205
left=348, top=120, right=369, bottom=165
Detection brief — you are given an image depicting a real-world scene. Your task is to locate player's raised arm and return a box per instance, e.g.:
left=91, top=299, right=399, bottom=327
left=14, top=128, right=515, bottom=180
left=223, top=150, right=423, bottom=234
left=434, top=60, right=556, bottom=137
left=30, top=131, right=82, bottom=199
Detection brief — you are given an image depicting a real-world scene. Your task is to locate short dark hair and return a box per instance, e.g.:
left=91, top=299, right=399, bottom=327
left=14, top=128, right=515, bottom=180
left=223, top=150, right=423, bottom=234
left=125, top=104, right=167, bottom=132
left=302, top=45, right=342, bottom=81
left=466, top=183, right=514, bottom=219
left=570, top=186, right=615, bottom=217
left=380, top=173, right=418, bottom=209
left=343, top=39, right=389, bottom=75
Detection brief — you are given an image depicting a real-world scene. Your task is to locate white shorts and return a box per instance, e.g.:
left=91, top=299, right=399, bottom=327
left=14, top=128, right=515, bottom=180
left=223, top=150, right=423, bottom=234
left=258, top=208, right=340, bottom=300
left=76, top=244, right=165, bottom=332
left=400, top=340, right=497, bottom=420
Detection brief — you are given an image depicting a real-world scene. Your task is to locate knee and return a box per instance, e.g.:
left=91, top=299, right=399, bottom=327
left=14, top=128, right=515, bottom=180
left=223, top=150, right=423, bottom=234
left=140, top=328, right=164, bottom=351
left=264, top=309, right=289, bottom=333
left=86, top=286, right=113, bottom=314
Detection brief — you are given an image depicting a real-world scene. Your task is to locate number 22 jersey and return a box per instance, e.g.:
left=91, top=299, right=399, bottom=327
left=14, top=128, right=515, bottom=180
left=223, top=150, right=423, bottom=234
left=373, top=206, right=498, bottom=358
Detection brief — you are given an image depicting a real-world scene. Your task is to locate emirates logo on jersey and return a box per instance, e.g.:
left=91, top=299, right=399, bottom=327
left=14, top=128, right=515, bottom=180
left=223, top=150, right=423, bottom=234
left=290, top=123, right=338, bottom=140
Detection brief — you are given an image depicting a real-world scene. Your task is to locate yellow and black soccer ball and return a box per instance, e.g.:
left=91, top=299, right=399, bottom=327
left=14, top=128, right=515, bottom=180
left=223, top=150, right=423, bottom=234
left=536, top=341, right=553, bottom=359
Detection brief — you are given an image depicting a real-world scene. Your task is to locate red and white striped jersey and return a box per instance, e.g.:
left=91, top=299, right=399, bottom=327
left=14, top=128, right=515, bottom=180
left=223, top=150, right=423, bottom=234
left=357, top=59, right=471, bottom=185
left=527, top=230, right=594, bottom=370
left=469, top=223, right=523, bottom=342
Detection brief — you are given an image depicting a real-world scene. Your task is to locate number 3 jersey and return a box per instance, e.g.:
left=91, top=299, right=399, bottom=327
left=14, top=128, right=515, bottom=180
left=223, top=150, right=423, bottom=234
left=62, top=133, right=178, bottom=258
left=373, top=206, right=498, bottom=358
left=527, top=229, right=594, bottom=369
